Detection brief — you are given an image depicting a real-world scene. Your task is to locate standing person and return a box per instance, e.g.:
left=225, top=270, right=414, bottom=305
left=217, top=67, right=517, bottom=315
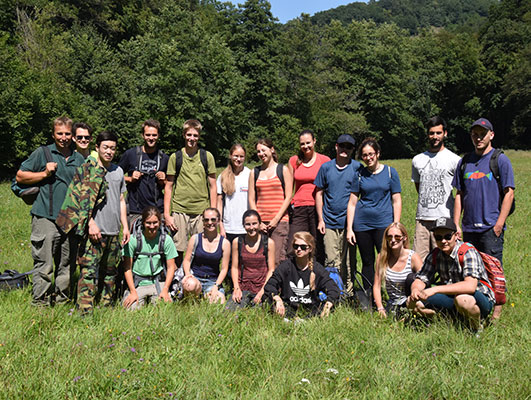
left=248, top=139, right=293, bottom=266
left=216, top=144, right=250, bottom=242
left=346, top=137, right=402, bottom=291
left=452, top=118, right=514, bottom=320
left=72, top=122, right=93, bottom=159
left=122, top=206, right=177, bottom=310
left=119, top=119, right=169, bottom=226
left=227, top=210, right=275, bottom=309
left=411, top=116, right=461, bottom=261
left=181, top=208, right=231, bottom=304
left=373, top=222, right=422, bottom=318
left=16, top=116, right=85, bottom=306
left=314, top=134, right=361, bottom=296
left=407, top=217, right=495, bottom=332
left=264, top=231, right=340, bottom=318
left=58, top=131, right=129, bottom=315
left=164, top=119, right=217, bottom=268
left=287, top=130, right=330, bottom=261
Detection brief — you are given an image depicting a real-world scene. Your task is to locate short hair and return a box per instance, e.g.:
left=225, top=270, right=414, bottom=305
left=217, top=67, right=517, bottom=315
left=357, top=137, right=381, bottom=160
left=96, top=131, right=118, bottom=146
left=425, top=116, right=447, bottom=133
left=183, top=119, right=202, bottom=134
left=142, top=119, right=160, bottom=134
left=53, top=116, right=73, bottom=131
left=72, top=122, right=93, bottom=136
left=255, top=138, right=278, bottom=162
left=242, top=209, right=262, bottom=226
left=141, top=205, right=162, bottom=226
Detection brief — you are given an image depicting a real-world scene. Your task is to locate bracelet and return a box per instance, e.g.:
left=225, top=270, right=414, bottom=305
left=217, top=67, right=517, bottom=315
left=377, top=307, right=385, bottom=311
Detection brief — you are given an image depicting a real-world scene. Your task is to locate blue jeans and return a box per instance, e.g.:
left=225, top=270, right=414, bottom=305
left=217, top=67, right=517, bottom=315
left=464, top=228, right=504, bottom=265
left=196, top=276, right=225, bottom=295
left=424, top=291, right=493, bottom=319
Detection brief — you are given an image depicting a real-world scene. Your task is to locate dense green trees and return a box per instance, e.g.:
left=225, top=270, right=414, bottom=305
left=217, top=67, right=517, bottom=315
left=0, top=0, right=528, bottom=173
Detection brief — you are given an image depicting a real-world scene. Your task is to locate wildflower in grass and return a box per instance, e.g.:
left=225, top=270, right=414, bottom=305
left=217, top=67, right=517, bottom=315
left=361, top=340, right=365, bottom=344
left=327, top=368, right=339, bottom=374
left=218, top=334, right=222, bottom=337
left=121, top=369, right=127, bottom=373
left=73, top=376, right=82, bottom=383
left=432, top=353, right=436, bottom=357
left=511, top=303, right=515, bottom=307
left=136, top=336, right=141, bottom=341
left=139, top=358, right=144, bottom=362
left=108, top=343, right=115, bottom=348
left=298, top=378, right=310, bottom=384
left=131, top=347, right=136, bottom=352
left=122, top=331, right=127, bottom=335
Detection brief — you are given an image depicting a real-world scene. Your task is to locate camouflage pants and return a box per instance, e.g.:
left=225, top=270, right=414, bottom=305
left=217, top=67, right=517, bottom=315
left=77, top=235, right=121, bottom=314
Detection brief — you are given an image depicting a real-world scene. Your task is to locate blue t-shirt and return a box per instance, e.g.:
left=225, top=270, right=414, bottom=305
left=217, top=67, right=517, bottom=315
left=452, top=149, right=514, bottom=233
left=313, top=159, right=361, bottom=229
left=351, top=165, right=401, bottom=231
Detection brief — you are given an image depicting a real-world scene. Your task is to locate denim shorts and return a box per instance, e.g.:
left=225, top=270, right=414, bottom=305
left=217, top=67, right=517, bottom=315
left=195, top=276, right=225, bottom=295
left=425, top=291, right=494, bottom=319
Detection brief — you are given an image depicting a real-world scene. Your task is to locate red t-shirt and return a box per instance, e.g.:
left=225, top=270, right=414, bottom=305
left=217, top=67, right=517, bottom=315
left=289, top=153, right=331, bottom=207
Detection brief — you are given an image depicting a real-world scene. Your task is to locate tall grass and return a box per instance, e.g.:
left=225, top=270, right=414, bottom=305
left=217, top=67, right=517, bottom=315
left=0, top=151, right=529, bottom=399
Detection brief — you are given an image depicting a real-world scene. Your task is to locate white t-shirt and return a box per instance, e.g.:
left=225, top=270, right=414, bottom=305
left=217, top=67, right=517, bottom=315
left=411, top=148, right=460, bottom=221
left=216, top=167, right=250, bottom=234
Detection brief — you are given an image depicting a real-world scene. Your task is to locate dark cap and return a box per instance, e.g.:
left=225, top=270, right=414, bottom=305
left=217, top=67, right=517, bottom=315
left=471, top=118, right=493, bottom=132
left=336, top=134, right=356, bottom=146
left=430, top=217, right=457, bottom=232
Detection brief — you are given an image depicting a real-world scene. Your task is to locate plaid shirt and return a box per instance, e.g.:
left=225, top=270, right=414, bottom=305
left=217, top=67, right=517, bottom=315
left=417, top=240, right=495, bottom=303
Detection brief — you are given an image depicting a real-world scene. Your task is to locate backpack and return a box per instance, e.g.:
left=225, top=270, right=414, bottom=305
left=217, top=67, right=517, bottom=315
left=11, top=145, right=54, bottom=215
left=174, top=148, right=210, bottom=196
left=236, top=234, right=269, bottom=283
left=0, top=269, right=31, bottom=291
left=253, top=164, right=285, bottom=195
left=130, top=217, right=170, bottom=295
left=431, top=242, right=506, bottom=305
left=319, top=264, right=345, bottom=302
left=460, top=149, right=515, bottom=215
left=135, top=145, right=162, bottom=175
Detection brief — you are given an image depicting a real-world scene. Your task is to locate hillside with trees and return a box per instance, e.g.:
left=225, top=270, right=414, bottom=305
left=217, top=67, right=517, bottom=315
left=0, top=0, right=529, bottom=173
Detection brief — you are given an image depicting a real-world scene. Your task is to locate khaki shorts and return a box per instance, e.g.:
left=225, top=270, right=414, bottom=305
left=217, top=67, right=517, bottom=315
left=171, top=212, right=204, bottom=252
left=413, top=220, right=438, bottom=262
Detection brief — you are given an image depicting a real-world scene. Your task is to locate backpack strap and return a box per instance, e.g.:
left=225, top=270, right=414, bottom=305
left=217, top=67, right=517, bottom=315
left=253, top=166, right=261, bottom=195
left=276, top=163, right=285, bottom=195
left=238, top=235, right=244, bottom=283
left=174, top=149, right=183, bottom=179
left=135, top=145, right=143, bottom=171
left=41, top=146, right=54, bottom=217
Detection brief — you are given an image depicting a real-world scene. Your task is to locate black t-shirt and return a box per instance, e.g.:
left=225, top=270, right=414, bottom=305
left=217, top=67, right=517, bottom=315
left=119, top=147, right=169, bottom=214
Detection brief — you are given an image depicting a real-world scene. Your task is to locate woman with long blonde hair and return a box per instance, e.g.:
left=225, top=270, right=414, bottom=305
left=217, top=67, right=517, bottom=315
left=264, top=231, right=339, bottom=318
left=216, top=144, right=250, bottom=242
left=373, top=222, right=422, bottom=317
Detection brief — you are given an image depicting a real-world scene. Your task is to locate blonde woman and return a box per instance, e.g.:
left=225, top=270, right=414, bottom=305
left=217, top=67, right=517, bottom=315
left=373, top=222, right=422, bottom=317
left=264, top=231, right=340, bottom=318
left=216, top=144, right=250, bottom=242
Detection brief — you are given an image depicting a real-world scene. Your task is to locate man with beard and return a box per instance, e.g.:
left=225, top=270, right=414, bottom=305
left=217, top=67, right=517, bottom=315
left=411, top=116, right=460, bottom=261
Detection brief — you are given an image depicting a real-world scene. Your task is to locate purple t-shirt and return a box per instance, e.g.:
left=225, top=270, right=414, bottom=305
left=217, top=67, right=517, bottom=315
left=452, top=149, right=514, bottom=233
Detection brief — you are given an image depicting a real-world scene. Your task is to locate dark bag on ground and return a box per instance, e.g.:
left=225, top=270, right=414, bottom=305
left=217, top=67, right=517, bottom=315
left=352, top=270, right=373, bottom=311
left=0, top=270, right=31, bottom=291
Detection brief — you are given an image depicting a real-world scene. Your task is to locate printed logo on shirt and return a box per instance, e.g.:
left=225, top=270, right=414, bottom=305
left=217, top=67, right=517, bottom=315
left=240, top=186, right=248, bottom=192
left=464, top=170, right=493, bottom=181
left=289, top=279, right=312, bottom=304
left=140, top=159, right=158, bottom=174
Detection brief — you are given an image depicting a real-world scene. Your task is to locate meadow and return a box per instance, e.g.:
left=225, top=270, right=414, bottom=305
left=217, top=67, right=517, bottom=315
left=0, top=151, right=529, bottom=399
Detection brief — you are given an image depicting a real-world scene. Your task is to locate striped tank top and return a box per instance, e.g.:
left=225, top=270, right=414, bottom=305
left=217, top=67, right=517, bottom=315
left=385, top=250, right=414, bottom=306
left=256, top=176, right=288, bottom=222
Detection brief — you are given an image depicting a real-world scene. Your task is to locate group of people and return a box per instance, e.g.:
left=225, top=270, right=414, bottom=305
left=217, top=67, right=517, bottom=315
left=15, top=115, right=514, bottom=330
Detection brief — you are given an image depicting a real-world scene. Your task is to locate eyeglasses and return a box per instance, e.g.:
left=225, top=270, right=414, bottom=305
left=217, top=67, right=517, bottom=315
left=361, top=152, right=376, bottom=159
left=293, top=243, right=309, bottom=251
left=204, top=218, right=218, bottom=223
left=338, top=143, right=354, bottom=150
left=231, top=155, right=245, bottom=159
left=386, top=235, right=403, bottom=242
left=76, top=135, right=91, bottom=141
left=434, top=233, right=454, bottom=241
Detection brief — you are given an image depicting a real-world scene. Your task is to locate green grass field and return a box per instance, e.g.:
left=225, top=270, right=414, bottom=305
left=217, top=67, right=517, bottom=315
left=0, top=151, right=529, bottom=399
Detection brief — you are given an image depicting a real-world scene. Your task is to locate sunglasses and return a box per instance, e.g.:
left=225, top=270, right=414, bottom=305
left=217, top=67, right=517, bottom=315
left=76, top=135, right=91, bottom=141
left=204, top=218, right=218, bottom=223
left=434, top=233, right=454, bottom=241
left=293, top=243, right=309, bottom=251
left=386, top=235, right=403, bottom=242
left=338, top=143, right=354, bottom=150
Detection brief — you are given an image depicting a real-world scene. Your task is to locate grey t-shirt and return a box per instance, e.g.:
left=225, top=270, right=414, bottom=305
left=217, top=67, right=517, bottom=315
left=94, top=164, right=126, bottom=235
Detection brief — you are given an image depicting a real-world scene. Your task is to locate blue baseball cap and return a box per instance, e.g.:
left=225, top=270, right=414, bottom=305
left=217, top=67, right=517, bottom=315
left=471, top=118, right=493, bottom=132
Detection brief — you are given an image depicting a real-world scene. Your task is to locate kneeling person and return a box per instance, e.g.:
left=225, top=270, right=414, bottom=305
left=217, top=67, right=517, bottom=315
left=407, top=217, right=494, bottom=330
left=122, top=206, right=177, bottom=310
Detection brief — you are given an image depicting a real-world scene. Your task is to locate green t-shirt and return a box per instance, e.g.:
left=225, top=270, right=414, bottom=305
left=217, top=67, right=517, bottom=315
left=123, top=232, right=178, bottom=286
left=167, top=148, right=216, bottom=215
left=20, top=144, right=85, bottom=220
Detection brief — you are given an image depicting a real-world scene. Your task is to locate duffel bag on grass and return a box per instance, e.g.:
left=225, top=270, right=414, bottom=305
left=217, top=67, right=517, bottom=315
left=0, top=270, right=31, bottom=291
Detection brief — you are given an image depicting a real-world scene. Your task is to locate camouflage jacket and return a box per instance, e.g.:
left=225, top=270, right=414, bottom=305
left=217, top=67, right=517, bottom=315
left=56, top=158, right=108, bottom=236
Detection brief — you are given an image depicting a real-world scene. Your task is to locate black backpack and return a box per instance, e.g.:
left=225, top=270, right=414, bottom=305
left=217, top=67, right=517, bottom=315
left=460, top=149, right=515, bottom=215
left=236, top=234, right=269, bottom=283
left=0, top=270, right=31, bottom=291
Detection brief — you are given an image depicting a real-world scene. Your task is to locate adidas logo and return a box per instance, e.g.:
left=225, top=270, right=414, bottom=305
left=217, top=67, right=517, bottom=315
left=290, top=279, right=310, bottom=297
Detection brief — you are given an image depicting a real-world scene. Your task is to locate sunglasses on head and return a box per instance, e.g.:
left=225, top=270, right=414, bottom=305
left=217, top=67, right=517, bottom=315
left=293, top=243, right=309, bottom=251
left=434, top=233, right=454, bottom=241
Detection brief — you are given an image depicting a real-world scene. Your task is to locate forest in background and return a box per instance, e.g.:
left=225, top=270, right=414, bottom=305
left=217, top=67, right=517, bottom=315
left=0, top=0, right=529, bottom=172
